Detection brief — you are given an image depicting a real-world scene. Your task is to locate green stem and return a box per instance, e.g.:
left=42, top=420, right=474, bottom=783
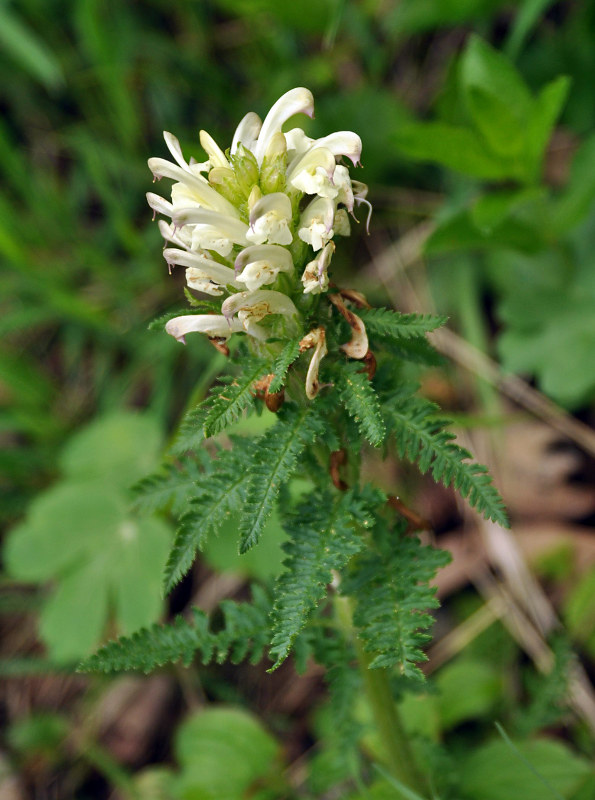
left=334, top=594, right=428, bottom=796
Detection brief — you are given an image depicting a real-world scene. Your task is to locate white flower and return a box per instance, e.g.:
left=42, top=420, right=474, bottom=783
left=302, top=242, right=334, bottom=295
left=222, top=290, right=299, bottom=339
left=252, top=88, right=314, bottom=165
left=171, top=208, right=249, bottom=257
left=246, top=192, right=293, bottom=246
left=165, top=314, right=244, bottom=343
left=287, top=147, right=337, bottom=197
left=235, top=245, right=294, bottom=292
left=298, top=196, right=335, bottom=251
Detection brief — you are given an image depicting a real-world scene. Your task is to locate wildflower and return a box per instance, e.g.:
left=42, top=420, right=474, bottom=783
left=148, top=86, right=370, bottom=398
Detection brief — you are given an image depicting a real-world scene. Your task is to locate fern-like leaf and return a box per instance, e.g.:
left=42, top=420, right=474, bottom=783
left=132, top=455, right=208, bottom=515
left=79, top=607, right=215, bottom=673
left=78, top=588, right=271, bottom=674
left=268, top=489, right=366, bottom=669
left=336, top=362, right=386, bottom=447
left=169, top=402, right=210, bottom=455
left=163, top=446, right=250, bottom=593
left=203, top=358, right=268, bottom=437
left=386, top=391, right=509, bottom=527
left=359, top=308, right=447, bottom=340
left=269, top=338, right=301, bottom=393
left=239, top=404, right=323, bottom=554
left=343, top=522, right=450, bottom=677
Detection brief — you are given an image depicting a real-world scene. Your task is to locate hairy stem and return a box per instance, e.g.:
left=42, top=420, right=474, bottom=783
left=334, top=593, right=428, bottom=796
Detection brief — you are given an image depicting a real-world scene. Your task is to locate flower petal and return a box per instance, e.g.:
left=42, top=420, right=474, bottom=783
left=231, top=111, right=262, bottom=155
left=254, top=87, right=314, bottom=165
left=163, top=248, right=239, bottom=287
left=165, top=314, right=243, bottom=343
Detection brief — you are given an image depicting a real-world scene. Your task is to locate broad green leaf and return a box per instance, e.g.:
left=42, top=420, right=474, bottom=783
left=173, top=707, right=281, bottom=800
left=460, top=35, right=531, bottom=160
left=393, top=122, right=507, bottom=179
left=460, top=738, right=592, bottom=800
left=524, top=75, right=570, bottom=181
left=425, top=208, right=544, bottom=255
left=59, top=412, right=163, bottom=489
left=436, top=658, right=501, bottom=729
left=5, top=482, right=170, bottom=660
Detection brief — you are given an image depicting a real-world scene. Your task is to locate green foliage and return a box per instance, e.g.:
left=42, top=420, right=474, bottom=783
left=343, top=519, right=450, bottom=676
left=385, top=389, right=509, bottom=527
left=4, top=413, right=170, bottom=661
left=336, top=362, right=386, bottom=447
left=238, top=404, right=323, bottom=553
left=268, top=488, right=370, bottom=669
left=394, top=34, right=569, bottom=184
left=133, top=455, right=209, bottom=517
left=459, top=737, right=592, bottom=800
left=358, top=308, right=447, bottom=341
left=171, top=706, right=283, bottom=800
left=268, top=338, right=302, bottom=392
left=163, top=445, right=251, bottom=593
left=79, top=586, right=271, bottom=674
left=203, top=358, right=269, bottom=437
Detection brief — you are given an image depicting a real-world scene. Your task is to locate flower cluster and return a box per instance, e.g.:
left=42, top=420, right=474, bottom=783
left=148, top=88, right=370, bottom=354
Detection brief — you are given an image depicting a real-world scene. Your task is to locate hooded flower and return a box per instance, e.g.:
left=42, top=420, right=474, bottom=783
left=148, top=87, right=370, bottom=395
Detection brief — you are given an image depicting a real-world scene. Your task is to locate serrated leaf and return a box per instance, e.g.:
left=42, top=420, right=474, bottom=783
left=163, top=448, right=250, bottom=594
left=132, top=455, right=208, bottom=516
left=269, top=338, right=301, bottom=393
left=78, top=587, right=271, bottom=673
left=343, top=523, right=450, bottom=677
left=386, top=391, right=509, bottom=527
left=358, top=308, right=447, bottom=340
left=336, top=362, right=386, bottom=447
left=269, top=489, right=365, bottom=669
left=203, top=359, right=268, bottom=437
left=238, top=405, right=323, bottom=554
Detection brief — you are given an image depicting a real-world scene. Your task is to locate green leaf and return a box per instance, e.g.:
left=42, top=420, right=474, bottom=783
left=268, top=338, right=302, bottom=393
left=436, top=658, right=501, bottom=729
left=385, top=391, right=509, bottom=526
left=163, top=448, right=250, bottom=594
left=238, top=405, right=323, bottom=554
left=78, top=587, right=271, bottom=673
left=358, top=308, right=447, bottom=341
left=336, top=362, right=386, bottom=447
left=393, top=122, right=507, bottom=179
left=132, top=455, right=208, bottom=516
left=59, top=412, right=163, bottom=489
left=203, top=359, right=268, bottom=437
left=343, top=524, right=450, bottom=676
left=460, top=35, right=531, bottom=160
left=524, top=75, right=570, bottom=181
left=173, top=707, right=281, bottom=800
left=460, top=738, right=592, bottom=800
left=5, top=483, right=170, bottom=661
left=269, top=489, right=367, bottom=669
